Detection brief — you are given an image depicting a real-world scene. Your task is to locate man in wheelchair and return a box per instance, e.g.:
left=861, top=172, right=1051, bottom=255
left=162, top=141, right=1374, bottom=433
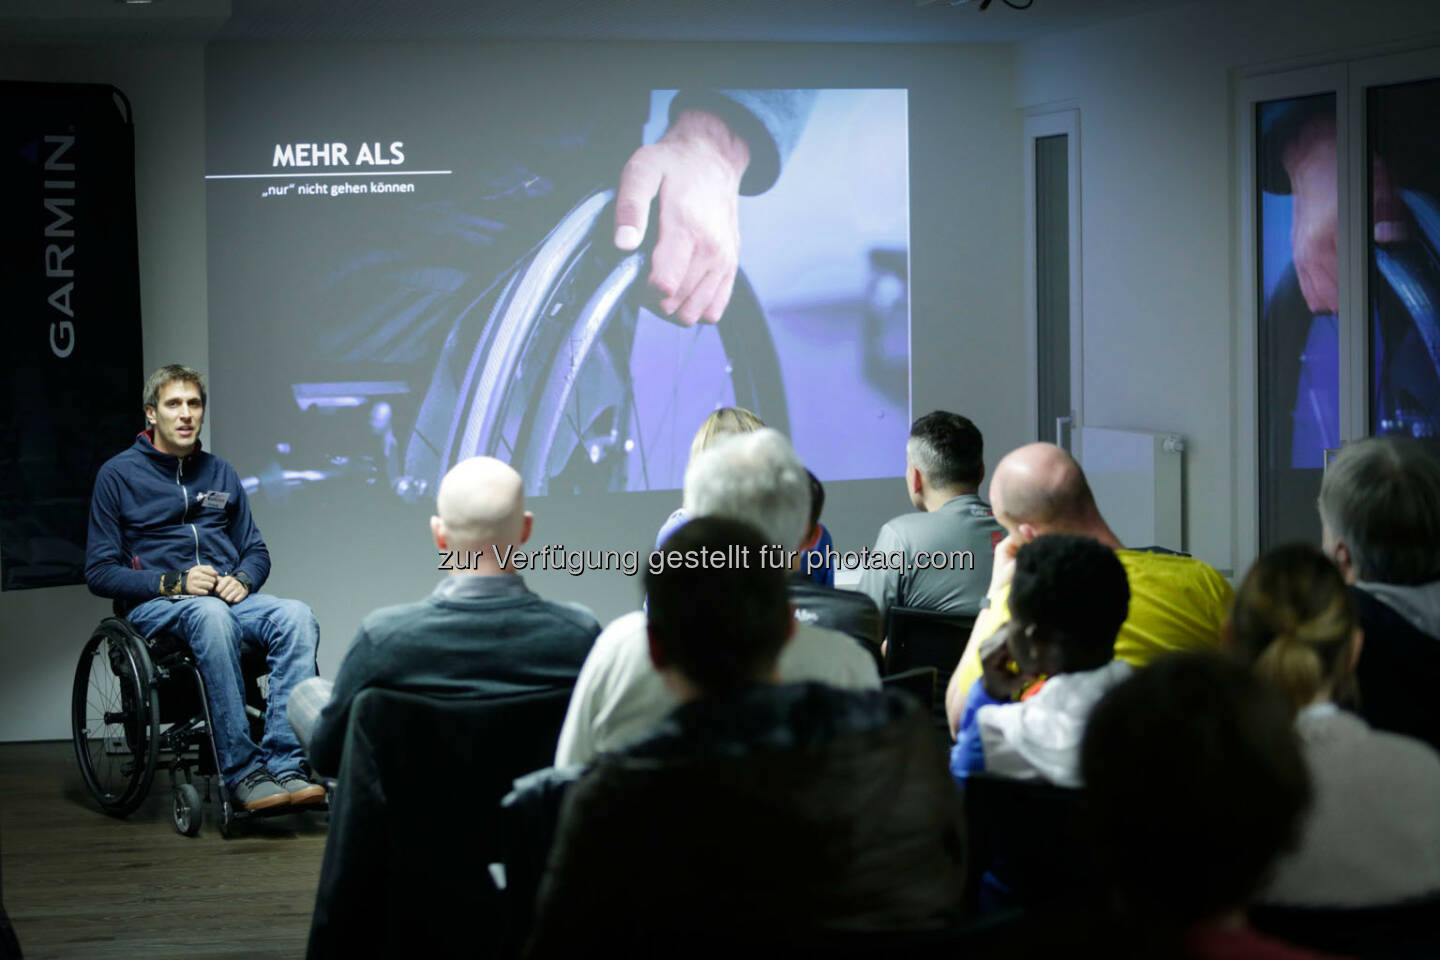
left=85, top=364, right=323, bottom=813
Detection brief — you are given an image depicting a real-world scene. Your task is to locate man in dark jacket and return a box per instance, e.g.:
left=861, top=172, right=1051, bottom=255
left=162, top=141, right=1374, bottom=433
left=85, top=364, right=320, bottom=812
left=1318, top=436, right=1440, bottom=753
left=528, top=517, right=966, bottom=957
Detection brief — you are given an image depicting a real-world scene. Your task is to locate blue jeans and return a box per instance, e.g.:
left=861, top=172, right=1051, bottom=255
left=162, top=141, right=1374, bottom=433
left=127, top=593, right=319, bottom=789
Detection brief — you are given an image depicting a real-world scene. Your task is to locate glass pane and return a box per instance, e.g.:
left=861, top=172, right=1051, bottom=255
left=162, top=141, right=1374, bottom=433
left=1035, top=134, right=1070, bottom=446
left=1367, top=78, right=1440, bottom=442
left=1257, top=93, right=1338, bottom=550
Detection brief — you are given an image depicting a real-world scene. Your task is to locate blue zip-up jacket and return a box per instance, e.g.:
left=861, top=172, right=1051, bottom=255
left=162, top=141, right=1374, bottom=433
left=85, top=432, right=270, bottom=612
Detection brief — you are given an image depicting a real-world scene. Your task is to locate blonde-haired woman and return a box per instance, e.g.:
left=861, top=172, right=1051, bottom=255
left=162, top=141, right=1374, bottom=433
left=1228, top=544, right=1440, bottom=907
left=656, top=407, right=836, bottom=586
left=654, top=407, right=766, bottom=549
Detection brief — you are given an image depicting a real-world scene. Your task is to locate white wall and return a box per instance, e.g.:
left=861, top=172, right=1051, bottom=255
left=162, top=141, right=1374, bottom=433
left=0, top=43, right=207, bottom=742
left=0, top=39, right=1023, bottom=741
left=1016, top=0, right=1440, bottom=575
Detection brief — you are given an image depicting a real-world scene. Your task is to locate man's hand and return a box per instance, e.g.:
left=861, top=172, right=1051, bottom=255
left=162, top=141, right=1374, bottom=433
left=988, top=532, right=1025, bottom=596
left=614, top=108, right=750, bottom=327
left=1284, top=113, right=1340, bottom=316
left=979, top=623, right=1033, bottom=702
left=185, top=564, right=219, bottom=596
left=214, top=575, right=250, bottom=605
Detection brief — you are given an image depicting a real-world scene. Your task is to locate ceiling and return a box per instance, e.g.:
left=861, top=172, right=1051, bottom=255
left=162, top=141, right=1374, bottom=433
left=2, top=0, right=1194, bottom=46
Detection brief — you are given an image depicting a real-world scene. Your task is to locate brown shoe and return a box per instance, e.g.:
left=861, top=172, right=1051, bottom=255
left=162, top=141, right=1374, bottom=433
left=277, top=771, right=325, bottom=806
left=234, top=768, right=292, bottom=812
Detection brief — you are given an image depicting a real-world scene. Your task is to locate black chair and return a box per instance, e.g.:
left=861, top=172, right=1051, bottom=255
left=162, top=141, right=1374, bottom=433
left=498, top=765, right=584, bottom=956
left=884, top=607, right=975, bottom=729
left=961, top=773, right=1097, bottom=916
left=883, top=606, right=976, bottom=679
left=307, top=685, right=573, bottom=959
left=1250, top=894, right=1440, bottom=960
left=881, top=665, right=937, bottom=708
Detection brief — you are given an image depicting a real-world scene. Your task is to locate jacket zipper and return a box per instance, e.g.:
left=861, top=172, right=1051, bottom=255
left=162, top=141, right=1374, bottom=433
left=177, top=459, right=200, bottom=568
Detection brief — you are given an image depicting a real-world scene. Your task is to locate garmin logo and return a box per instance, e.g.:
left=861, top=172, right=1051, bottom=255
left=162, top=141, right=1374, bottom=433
left=272, top=141, right=405, bottom=168
left=44, top=134, right=76, bottom=359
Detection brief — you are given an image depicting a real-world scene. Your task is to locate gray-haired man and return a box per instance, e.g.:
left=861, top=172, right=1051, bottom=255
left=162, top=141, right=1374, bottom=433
left=554, top=428, right=880, bottom=767
left=1319, top=436, right=1440, bottom=752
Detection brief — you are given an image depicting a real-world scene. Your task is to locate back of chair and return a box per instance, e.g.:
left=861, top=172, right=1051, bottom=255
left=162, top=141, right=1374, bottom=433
left=961, top=772, right=1096, bottom=915
left=884, top=606, right=976, bottom=680
left=499, top=766, right=584, bottom=955
left=308, top=686, right=573, bottom=960
left=881, top=667, right=937, bottom=714
left=1249, top=895, right=1440, bottom=959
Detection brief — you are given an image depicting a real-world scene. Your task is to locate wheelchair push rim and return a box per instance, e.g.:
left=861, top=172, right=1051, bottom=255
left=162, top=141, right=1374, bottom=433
left=71, top=619, right=161, bottom=817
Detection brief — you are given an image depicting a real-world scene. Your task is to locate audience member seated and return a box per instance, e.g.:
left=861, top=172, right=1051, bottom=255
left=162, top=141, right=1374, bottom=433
left=1228, top=544, right=1440, bottom=908
left=858, top=411, right=1003, bottom=624
left=655, top=406, right=838, bottom=587
left=287, top=457, right=600, bottom=777
left=555, top=429, right=880, bottom=767
left=946, top=442, right=1232, bottom=733
left=526, top=518, right=966, bottom=956
left=1081, top=654, right=1337, bottom=960
left=790, top=470, right=882, bottom=655
left=1318, top=436, right=1440, bottom=753
left=951, top=535, right=1131, bottom=786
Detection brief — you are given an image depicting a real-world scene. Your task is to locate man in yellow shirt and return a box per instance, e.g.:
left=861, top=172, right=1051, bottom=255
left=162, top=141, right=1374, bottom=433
left=945, top=443, right=1232, bottom=737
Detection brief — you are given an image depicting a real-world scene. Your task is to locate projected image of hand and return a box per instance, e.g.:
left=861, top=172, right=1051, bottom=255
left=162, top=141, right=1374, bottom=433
left=614, top=108, right=751, bottom=327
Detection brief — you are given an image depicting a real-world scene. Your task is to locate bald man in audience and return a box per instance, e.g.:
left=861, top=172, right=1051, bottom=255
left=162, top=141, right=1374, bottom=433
left=943, top=443, right=1232, bottom=736
left=288, top=457, right=600, bottom=777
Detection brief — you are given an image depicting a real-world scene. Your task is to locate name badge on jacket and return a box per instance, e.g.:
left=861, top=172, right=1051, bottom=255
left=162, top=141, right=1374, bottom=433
left=197, top=491, right=230, bottom=511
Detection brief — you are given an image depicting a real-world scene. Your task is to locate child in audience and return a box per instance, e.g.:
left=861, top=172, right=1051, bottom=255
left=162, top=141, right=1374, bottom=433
left=1228, top=544, right=1440, bottom=907
left=951, top=534, right=1131, bottom=786
left=1081, top=654, right=1334, bottom=959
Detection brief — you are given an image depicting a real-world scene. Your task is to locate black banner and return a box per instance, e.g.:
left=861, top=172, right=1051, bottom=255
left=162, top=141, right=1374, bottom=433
left=0, top=82, right=143, bottom=590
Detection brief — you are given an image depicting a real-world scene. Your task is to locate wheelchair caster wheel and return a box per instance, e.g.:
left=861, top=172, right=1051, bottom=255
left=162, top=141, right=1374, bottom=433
left=219, top=799, right=234, bottom=839
left=172, top=783, right=203, bottom=837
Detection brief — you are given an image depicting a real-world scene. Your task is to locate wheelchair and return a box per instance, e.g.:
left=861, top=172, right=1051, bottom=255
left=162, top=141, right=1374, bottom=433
left=245, top=186, right=791, bottom=506
left=70, top=612, right=325, bottom=838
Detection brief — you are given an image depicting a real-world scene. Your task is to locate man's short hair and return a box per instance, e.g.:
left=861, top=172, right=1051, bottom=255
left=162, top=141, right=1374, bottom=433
left=906, top=411, right=984, bottom=490
left=143, top=364, right=207, bottom=411
left=647, top=516, right=791, bottom=695
left=1081, top=654, right=1311, bottom=928
left=683, top=428, right=809, bottom=551
left=1008, top=535, right=1128, bottom=662
left=1318, top=436, right=1440, bottom=584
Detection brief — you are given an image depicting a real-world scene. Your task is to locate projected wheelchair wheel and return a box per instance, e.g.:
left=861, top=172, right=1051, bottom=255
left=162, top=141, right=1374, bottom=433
left=448, top=189, right=789, bottom=496
left=71, top=620, right=160, bottom=817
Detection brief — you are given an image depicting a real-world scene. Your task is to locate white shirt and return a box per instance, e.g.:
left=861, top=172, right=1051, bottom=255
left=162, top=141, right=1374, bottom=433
left=554, top=610, right=881, bottom=767
left=977, top=659, right=1133, bottom=787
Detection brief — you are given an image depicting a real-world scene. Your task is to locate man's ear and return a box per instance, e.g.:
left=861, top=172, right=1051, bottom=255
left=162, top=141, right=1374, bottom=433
left=144, top=404, right=156, bottom=426
left=646, top=623, right=669, bottom=670
left=1332, top=540, right=1357, bottom=584
left=520, top=511, right=534, bottom=545
left=801, top=524, right=822, bottom=552
left=910, top=465, right=924, bottom=497
left=1017, top=522, right=1039, bottom=543
left=430, top=516, right=447, bottom=551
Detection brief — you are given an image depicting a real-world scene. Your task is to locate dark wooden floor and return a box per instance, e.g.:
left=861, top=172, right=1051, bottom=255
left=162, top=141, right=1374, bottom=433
left=1, top=741, right=328, bottom=959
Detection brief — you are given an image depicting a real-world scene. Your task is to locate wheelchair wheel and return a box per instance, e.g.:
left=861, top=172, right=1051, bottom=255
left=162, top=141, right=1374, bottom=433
left=172, top=782, right=203, bottom=837
left=447, top=188, right=790, bottom=496
left=71, top=619, right=160, bottom=817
